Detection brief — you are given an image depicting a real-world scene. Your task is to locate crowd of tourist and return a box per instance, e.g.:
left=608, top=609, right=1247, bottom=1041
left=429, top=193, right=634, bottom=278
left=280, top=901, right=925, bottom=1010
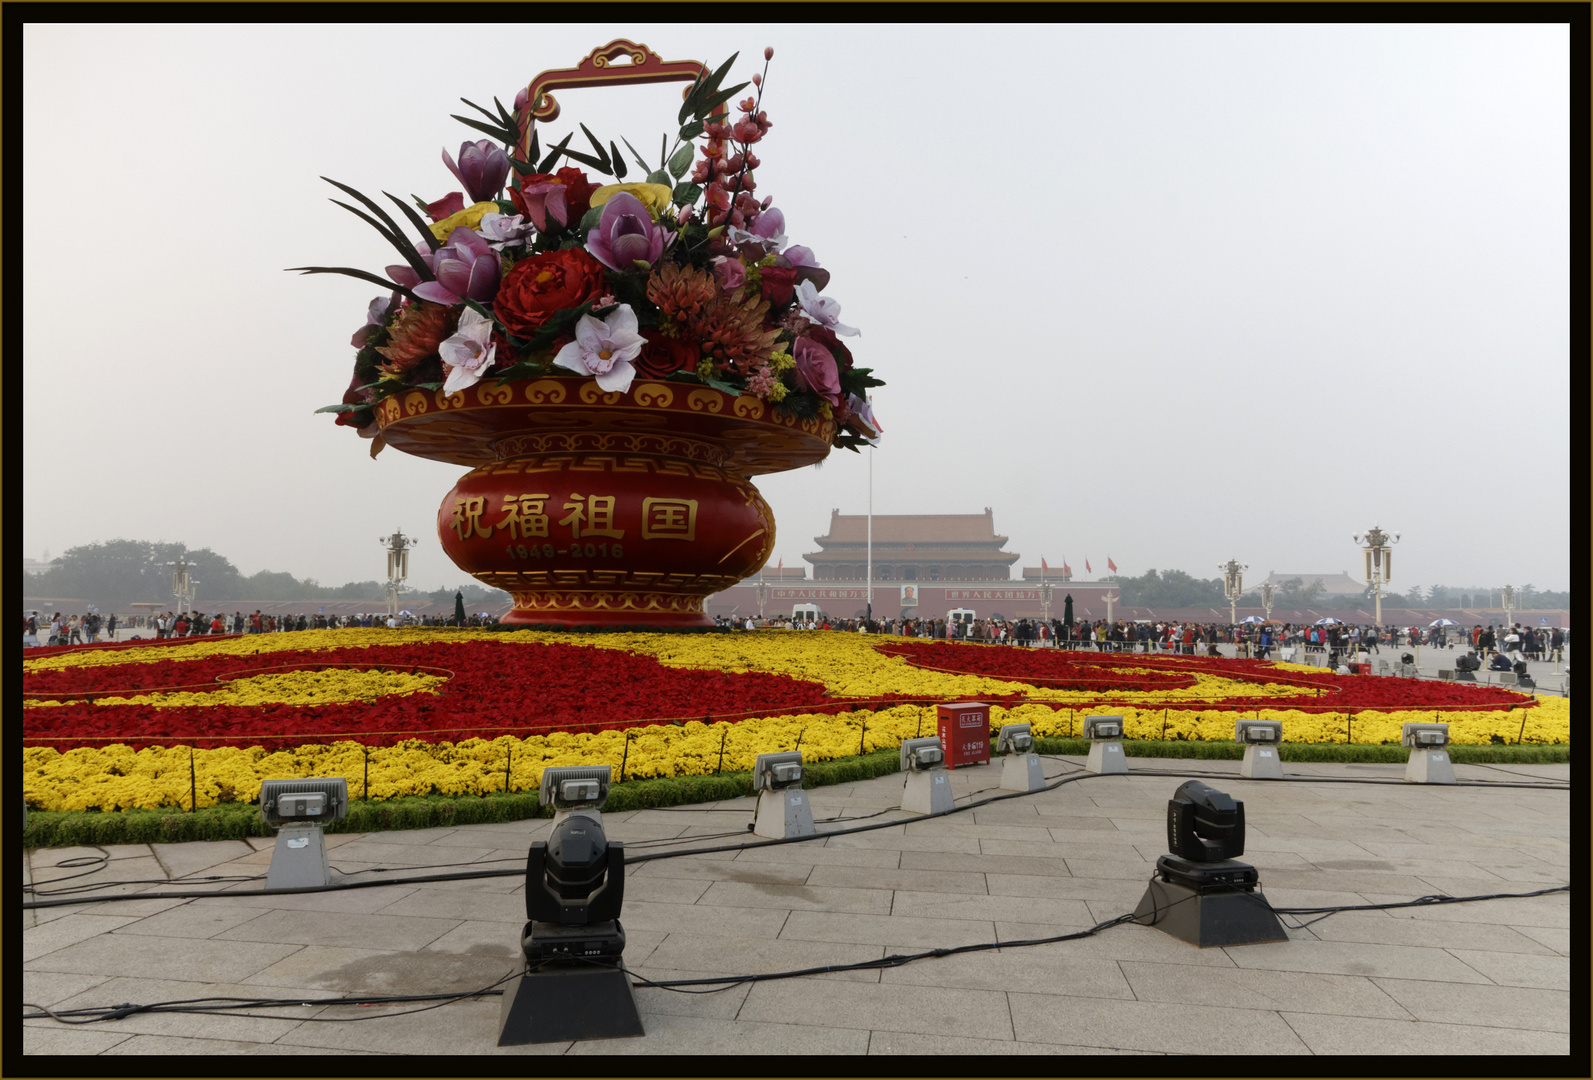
left=728, top=614, right=1567, bottom=665
left=21, top=609, right=498, bottom=645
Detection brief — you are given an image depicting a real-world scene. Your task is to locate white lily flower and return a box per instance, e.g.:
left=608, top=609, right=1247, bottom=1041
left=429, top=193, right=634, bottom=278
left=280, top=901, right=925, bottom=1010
left=439, top=307, right=497, bottom=395
left=552, top=304, right=646, bottom=393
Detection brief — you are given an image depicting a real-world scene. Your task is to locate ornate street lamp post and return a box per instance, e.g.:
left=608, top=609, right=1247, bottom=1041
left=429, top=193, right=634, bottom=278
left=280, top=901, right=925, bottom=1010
left=1259, top=580, right=1276, bottom=623
left=1353, top=524, right=1400, bottom=627
left=1039, top=580, right=1053, bottom=622
left=1220, top=560, right=1247, bottom=627
left=1501, top=584, right=1515, bottom=629
left=1103, top=589, right=1119, bottom=627
left=380, top=529, right=417, bottom=619
left=756, top=575, right=768, bottom=620
left=167, top=555, right=197, bottom=616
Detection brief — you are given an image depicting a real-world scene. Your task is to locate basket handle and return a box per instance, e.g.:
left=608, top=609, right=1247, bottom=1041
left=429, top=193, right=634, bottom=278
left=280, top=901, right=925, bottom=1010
left=516, top=39, right=714, bottom=164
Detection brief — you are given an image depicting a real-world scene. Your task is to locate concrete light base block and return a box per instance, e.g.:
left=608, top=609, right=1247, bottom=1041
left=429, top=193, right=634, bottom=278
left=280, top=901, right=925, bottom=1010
left=1085, top=740, right=1128, bottom=775
left=264, top=823, right=330, bottom=890
left=1405, top=747, right=1457, bottom=784
left=902, top=768, right=955, bottom=815
left=1132, top=875, right=1288, bottom=948
left=497, top=965, right=644, bottom=1045
left=753, top=787, right=816, bottom=839
left=1000, top=752, right=1046, bottom=792
left=1240, top=744, right=1283, bottom=780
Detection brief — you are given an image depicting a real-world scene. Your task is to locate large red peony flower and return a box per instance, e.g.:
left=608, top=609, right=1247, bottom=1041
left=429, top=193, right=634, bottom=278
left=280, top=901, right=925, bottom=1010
left=493, top=248, right=607, bottom=338
left=634, top=327, right=702, bottom=379
left=759, top=265, right=797, bottom=307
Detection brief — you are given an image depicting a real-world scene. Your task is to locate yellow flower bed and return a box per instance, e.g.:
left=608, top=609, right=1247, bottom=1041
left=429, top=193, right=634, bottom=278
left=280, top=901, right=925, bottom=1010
left=21, top=694, right=1567, bottom=813
left=23, top=669, right=447, bottom=709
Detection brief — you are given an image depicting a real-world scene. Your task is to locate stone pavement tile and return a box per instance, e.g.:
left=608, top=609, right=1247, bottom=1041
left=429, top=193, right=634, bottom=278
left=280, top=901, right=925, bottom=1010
left=111, top=902, right=274, bottom=940
left=1060, top=858, right=1159, bottom=881
left=888, top=890, right=1094, bottom=927
left=439, top=820, right=552, bottom=842
left=567, top=1012, right=871, bottom=1055
left=615, top=875, right=712, bottom=905
left=1371, top=978, right=1570, bottom=1032
left=868, top=1031, right=1160, bottom=1054
left=906, top=821, right=1054, bottom=843
left=1119, top=961, right=1414, bottom=1019
left=31, top=844, right=153, bottom=866
left=695, top=879, right=892, bottom=915
left=419, top=920, right=522, bottom=959
left=1218, top=835, right=1379, bottom=858
left=620, top=966, right=752, bottom=1020
left=881, top=944, right=1135, bottom=1000
left=201, top=883, right=420, bottom=914
left=20, top=1026, right=136, bottom=1055
left=25, top=975, right=330, bottom=1044
left=995, top=921, right=1236, bottom=968
left=1513, top=925, right=1570, bottom=955
left=1045, top=825, right=1146, bottom=845
left=372, top=886, right=527, bottom=923
left=340, top=826, right=462, bottom=845
left=1278, top=1012, right=1570, bottom=1055
left=25, top=895, right=193, bottom=926
left=641, top=932, right=888, bottom=985
left=250, top=944, right=517, bottom=998
left=1252, top=885, right=1390, bottom=909
left=780, top=910, right=998, bottom=949
left=273, top=996, right=569, bottom=1055
left=1413, top=874, right=1566, bottom=898
left=216, top=908, right=460, bottom=951
left=630, top=855, right=812, bottom=885
left=28, top=855, right=168, bottom=888
left=806, top=864, right=989, bottom=895
left=22, top=913, right=144, bottom=963
left=901, top=850, right=1073, bottom=878
left=22, top=971, right=114, bottom=1008
left=824, top=831, right=982, bottom=855
left=1448, top=949, right=1569, bottom=990
left=103, top=1034, right=378, bottom=1054
left=1223, top=939, right=1493, bottom=982
left=23, top=933, right=300, bottom=983
left=742, top=843, right=900, bottom=869
left=738, top=976, right=1012, bottom=1035
left=985, top=838, right=1145, bottom=861
left=614, top=899, right=790, bottom=939
left=1009, top=994, right=1311, bottom=1054
left=324, top=840, right=500, bottom=868
left=987, top=873, right=1145, bottom=907
left=1356, top=892, right=1569, bottom=929
left=1257, top=868, right=1440, bottom=895
left=149, top=840, right=256, bottom=879
left=1299, top=911, right=1556, bottom=955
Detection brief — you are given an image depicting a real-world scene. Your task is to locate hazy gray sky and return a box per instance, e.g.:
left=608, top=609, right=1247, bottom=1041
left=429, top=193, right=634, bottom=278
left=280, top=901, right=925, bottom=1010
left=23, top=22, right=1570, bottom=594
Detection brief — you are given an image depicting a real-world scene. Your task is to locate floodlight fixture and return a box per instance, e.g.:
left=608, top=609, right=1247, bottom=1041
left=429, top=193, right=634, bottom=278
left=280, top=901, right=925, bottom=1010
left=1133, top=780, right=1285, bottom=947
left=899, top=736, right=954, bottom=815
left=752, top=751, right=816, bottom=839
left=996, top=723, right=1045, bottom=792
left=1083, top=715, right=1127, bottom=775
left=259, top=777, right=348, bottom=890
left=540, top=765, right=611, bottom=825
left=1234, top=719, right=1284, bottom=779
left=1401, top=722, right=1456, bottom=784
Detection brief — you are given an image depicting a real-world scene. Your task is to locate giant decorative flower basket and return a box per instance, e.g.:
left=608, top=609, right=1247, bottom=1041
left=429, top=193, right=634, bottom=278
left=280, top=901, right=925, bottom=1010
left=377, top=375, right=833, bottom=626
left=305, top=40, right=883, bottom=629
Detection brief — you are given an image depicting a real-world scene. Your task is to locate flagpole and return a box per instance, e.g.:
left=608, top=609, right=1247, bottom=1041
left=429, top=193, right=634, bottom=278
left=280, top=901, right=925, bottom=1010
left=866, top=447, right=873, bottom=622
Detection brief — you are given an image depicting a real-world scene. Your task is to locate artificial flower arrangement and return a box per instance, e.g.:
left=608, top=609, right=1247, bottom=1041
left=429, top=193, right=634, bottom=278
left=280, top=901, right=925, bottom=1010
left=303, top=47, right=883, bottom=454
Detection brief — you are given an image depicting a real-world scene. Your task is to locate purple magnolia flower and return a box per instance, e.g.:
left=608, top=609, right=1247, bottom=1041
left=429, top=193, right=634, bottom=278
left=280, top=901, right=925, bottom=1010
left=440, top=307, right=498, bottom=395
left=795, top=279, right=858, bottom=337
left=386, top=240, right=435, bottom=290
left=552, top=305, right=647, bottom=393
left=780, top=245, right=830, bottom=293
left=443, top=140, right=510, bottom=203
left=729, top=205, right=787, bottom=252
left=413, top=228, right=500, bottom=305
left=793, top=337, right=842, bottom=405
left=585, top=192, right=668, bottom=271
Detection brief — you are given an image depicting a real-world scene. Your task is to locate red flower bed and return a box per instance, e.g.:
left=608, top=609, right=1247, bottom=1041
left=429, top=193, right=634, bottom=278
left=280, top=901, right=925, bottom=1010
left=876, top=640, right=1533, bottom=712
left=22, top=641, right=869, bottom=751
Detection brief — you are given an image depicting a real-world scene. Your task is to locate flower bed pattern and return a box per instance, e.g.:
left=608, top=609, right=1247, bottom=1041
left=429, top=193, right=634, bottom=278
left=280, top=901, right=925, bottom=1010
left=22, top=630, right=1565, bottom=812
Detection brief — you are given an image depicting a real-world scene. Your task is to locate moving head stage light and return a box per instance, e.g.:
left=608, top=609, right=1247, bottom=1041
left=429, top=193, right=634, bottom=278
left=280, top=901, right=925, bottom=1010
left=499, top=766, right=642, bottom=1046
left=1133, top=781, right=1286, bottom=948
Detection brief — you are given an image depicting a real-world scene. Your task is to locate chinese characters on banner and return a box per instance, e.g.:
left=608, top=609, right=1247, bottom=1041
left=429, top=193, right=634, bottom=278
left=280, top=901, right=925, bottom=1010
left=450, top=492, right=699, bottom=559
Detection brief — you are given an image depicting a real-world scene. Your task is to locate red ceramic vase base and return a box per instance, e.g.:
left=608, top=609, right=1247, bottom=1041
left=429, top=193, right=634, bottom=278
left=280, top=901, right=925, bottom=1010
left=494, top=607, right=716, bottom=630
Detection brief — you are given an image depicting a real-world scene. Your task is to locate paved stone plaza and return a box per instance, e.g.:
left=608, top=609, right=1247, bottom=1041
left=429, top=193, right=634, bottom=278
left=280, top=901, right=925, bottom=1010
left=23, top=754, right=1569, bottom=1057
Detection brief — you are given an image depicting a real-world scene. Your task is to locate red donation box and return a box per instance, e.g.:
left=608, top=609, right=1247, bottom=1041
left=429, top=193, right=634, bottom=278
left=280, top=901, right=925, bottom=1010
left=935, top=702, right=991, bottom=767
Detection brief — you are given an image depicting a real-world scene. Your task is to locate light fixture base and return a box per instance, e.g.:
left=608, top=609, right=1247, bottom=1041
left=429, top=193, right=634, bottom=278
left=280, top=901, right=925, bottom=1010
left=1132, top=872, right=1287, bottom=948
left=265, top=822, right=331, bottom=890
left=902, top=767, right=955, bottom=815
left=1405, top=746, right=1456, bottom=784
left=1085, top=739, right=1128, bottom=774
left=496, top=963, right=644, bottom=1045
left=753, top=787, right=816, bottom=838
left=1000, top=752, right=1046, bottom=792
left=1240, top=743, right=1283, bottom=779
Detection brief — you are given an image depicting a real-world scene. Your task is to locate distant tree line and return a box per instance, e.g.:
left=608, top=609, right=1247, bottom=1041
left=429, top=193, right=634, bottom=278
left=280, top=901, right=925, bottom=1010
left=1095, top=570, right=1567, bottom=612
left=24, top=539, right=510, bottom=610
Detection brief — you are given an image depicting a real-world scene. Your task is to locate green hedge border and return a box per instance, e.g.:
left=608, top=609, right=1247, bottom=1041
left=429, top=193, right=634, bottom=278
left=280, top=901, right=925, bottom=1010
left=21, top=741, right=1567, bottom=849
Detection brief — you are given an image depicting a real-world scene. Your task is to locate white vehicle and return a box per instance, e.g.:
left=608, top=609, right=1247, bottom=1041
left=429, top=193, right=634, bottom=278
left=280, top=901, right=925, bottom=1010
left=792, top=603, right=823, bottom=624
left=947, top=608, right=976, bottom=626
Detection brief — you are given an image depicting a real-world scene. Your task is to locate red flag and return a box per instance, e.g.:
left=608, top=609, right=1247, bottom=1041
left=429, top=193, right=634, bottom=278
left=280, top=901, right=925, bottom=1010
left=1108, top=556, right=1118, bottom=573
left=1041, top=557, right=1049, bottom=573
left=1062, top=557, right=1071, bottom=575
left=1086, top=558, right=1092, bottom=573
left=777, top=556, right=783, bottom=575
